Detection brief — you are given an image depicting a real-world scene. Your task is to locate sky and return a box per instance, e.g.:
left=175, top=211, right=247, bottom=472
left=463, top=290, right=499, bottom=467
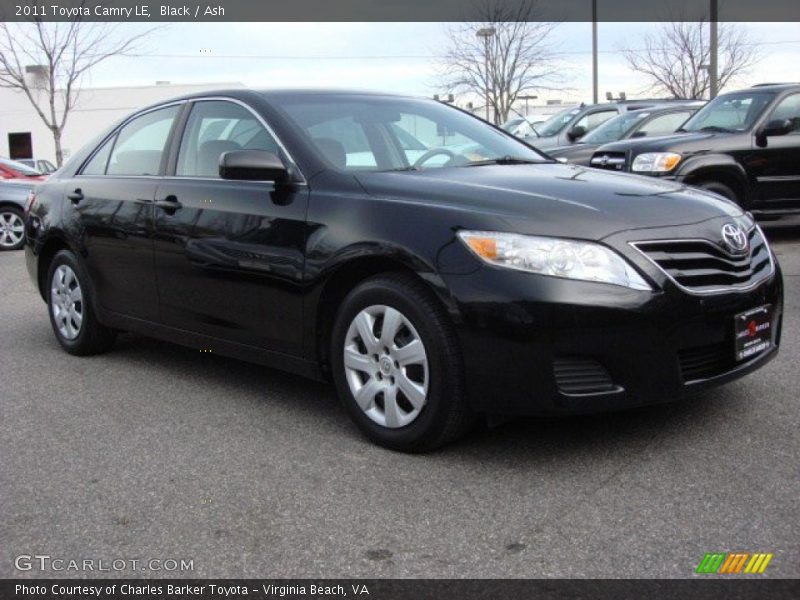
left=80, top=22, right=800, bottom=108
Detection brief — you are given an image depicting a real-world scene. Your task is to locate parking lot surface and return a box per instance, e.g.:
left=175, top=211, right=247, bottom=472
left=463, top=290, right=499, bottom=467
left=1, top=224, right=799, bottom=579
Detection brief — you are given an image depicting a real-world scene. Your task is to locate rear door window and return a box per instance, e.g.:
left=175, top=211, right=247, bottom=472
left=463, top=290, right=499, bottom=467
left=107, top=105, right=180, bottom=176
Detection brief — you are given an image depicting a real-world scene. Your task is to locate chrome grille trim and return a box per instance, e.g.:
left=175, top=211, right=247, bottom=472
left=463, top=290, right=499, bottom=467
left=629, top=225, right=775, bottom=295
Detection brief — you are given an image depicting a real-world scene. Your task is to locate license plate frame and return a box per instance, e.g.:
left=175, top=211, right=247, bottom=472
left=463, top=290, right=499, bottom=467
left=734, top=304, right=773, bottom=362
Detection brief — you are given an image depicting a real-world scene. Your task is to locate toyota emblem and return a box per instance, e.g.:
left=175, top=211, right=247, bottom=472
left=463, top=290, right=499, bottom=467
left=721, top=223, right=749, bottom=254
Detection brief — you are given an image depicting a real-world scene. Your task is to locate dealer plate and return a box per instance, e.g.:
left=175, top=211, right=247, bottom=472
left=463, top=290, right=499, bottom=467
left=734, top=305, right=773, bottom=362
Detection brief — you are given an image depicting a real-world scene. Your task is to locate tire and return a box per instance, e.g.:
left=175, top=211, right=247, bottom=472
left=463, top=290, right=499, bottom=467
left=46, top=249, right=116, bottom=356
left=695, top=181, right=739, bottom=204
left=0, top=206, right=25, bottom=251
left=330, top=273, right=474, bottom=452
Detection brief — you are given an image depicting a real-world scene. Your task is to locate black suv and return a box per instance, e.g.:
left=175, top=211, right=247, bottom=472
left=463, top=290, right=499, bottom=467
left=589, top=84, right=800, bottom=218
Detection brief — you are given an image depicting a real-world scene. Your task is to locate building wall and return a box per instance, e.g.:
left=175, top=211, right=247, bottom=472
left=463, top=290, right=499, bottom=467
left=0, top=82, right=245, bottom=165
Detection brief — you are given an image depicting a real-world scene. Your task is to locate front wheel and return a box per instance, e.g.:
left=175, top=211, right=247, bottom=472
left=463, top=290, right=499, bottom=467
left=47, top=249, right=116, bottom=355
left=695, top=181, right=739, bottom=205
left=330, top=273, right=474, bottom=452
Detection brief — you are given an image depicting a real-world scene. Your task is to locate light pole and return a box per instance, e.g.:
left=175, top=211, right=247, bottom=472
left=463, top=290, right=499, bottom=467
left=709, top=0, right=719, bottom=99
left=476, top=27, right=496, bottom=122
left=592, top=0, right=598, bottom=104
left=518, top=94, right=538, bottom=117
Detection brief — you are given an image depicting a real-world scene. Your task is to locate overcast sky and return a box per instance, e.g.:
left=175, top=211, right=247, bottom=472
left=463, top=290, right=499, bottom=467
left=82, top=22, right=800, bottom=105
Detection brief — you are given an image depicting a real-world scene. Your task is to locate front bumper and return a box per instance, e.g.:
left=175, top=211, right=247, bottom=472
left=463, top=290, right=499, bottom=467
left=444, top=250, right=783, bottom=417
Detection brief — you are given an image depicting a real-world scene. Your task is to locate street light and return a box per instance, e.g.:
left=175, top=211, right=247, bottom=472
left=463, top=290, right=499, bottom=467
left=476, top=27, right=496, bottom=122
left=517, top=94, right=538, bottom=117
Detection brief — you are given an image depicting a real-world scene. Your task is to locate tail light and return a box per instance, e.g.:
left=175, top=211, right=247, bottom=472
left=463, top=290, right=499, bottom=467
left=25, top=190, right=37, bottom=216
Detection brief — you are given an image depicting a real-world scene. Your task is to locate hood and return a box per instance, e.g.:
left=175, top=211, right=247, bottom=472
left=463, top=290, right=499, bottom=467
left=595, top=131, right=720, bottom=154
left=546, top=143, right=599, bottom=158
left=355, top=163, right=743, bottom=241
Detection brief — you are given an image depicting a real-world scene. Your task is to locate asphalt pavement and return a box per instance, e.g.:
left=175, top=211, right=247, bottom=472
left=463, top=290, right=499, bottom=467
left=1, top=224, right=799, bottom=579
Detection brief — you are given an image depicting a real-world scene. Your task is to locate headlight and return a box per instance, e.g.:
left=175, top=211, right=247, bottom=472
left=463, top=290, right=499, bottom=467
left=458, top=231, right=651, bottom=291
left=631, top=152, right=681, bottom=173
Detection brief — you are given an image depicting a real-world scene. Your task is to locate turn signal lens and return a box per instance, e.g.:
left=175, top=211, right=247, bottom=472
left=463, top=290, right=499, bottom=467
left=464, top=236, right=497, bottom=260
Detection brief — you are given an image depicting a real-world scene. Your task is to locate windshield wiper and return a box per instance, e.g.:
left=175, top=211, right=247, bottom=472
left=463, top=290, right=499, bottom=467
left=466, top=156, right=542, bottom=167
left=698, top=125, right=734, bottom=133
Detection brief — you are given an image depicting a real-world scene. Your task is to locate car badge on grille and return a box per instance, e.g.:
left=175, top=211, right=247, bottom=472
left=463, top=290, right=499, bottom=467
left=721, top=223, right=749, bottom=254
left=599, top=155, right=609, bottom=165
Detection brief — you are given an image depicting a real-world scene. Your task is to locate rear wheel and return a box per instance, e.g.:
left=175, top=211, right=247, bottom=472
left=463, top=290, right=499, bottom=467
left=47, top=249, right=116, bottom=355
left=0, top=206, right=25, bottom=251
left=330, top=273, right=474, bottom=452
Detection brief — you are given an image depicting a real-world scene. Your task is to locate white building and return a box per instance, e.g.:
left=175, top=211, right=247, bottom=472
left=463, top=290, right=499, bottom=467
left=0, top=81, right=245, bottom=165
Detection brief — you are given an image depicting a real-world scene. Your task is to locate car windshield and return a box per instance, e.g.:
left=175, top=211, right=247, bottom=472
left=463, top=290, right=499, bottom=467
left=273, top=95, right=547, bottom=172
left=681, top=92, right=774, bottom=133
left=534, top=106, right=582, bottom=137
left=581, top=111, right=651, bottom=144
left=0, top=157, right=42, bottom=176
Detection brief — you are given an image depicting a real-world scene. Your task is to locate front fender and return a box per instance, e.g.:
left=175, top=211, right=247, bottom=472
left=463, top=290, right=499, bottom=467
left=674, top=153, right=750, bottom=189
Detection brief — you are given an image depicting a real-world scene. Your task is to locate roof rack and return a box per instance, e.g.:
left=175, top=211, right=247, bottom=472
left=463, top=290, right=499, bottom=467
left=751, top=82, right=800, bottom=87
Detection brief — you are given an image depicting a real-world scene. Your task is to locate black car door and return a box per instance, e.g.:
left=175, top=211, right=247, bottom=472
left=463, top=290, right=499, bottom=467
left=66, top=104, right=182, bottom=321
left=152, top=99, right=309, bottom=356
left=751, top=93, right=800, bottom=206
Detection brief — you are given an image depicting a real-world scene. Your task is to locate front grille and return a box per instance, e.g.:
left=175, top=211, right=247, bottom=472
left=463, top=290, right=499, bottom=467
left=678, top=342, right=734, bottom=381
left=590, top=151, right=627, bottom=171
left=632, top=227, right=773, bottom=294
left=553, top=357, right=617, bottom=395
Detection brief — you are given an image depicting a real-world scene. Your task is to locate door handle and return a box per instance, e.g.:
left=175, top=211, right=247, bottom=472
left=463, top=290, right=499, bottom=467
left=154, top=195, right=183, bottom=213
left=67, top=189, right=84, bottom=203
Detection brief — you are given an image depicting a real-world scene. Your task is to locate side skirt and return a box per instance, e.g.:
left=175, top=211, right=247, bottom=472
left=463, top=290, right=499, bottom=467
left=97, top=308, right=325, bottom=382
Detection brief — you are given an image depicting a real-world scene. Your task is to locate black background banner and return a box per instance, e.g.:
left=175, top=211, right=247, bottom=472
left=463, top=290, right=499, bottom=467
left=2, top=0, right=800, bottom=22
left=2, top=579, right=800, bottom=600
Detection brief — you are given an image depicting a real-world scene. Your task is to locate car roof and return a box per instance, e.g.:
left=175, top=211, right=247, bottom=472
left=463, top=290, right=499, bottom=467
left=726, top=83, right=800, bottom=94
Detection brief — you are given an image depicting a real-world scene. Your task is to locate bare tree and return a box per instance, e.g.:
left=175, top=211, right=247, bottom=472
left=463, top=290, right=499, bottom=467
left=621, top=21, right=760, bottom=100
left=0, top=16, right=153, bottom=165
left=438, top=0, right=562, bottom=124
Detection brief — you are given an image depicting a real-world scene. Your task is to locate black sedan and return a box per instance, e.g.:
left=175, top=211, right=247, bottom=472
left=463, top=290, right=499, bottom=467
left=546, top=103, right=703, bottom=166
left=24, top=89, right=783, bottom=451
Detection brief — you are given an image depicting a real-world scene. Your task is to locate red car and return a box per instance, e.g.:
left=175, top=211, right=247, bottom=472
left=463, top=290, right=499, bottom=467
left=0, top=157, right=46, bottom=181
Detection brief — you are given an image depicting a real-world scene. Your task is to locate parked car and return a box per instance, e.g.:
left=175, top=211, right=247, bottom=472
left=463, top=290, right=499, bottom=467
left=547, top=103, right=704, bottom=166
left=589, top=84, right=800, bottom=218
left=0, top=179, right=35, bottom=250
left=17, top=158, right=57, bottom=174
left=25, top=89, right=782, bottom=451
left=0, top=157, right=46, bottom=181
left=501, top=115, right=549, bottom=139
left=523, top=100, right=688, bottom=150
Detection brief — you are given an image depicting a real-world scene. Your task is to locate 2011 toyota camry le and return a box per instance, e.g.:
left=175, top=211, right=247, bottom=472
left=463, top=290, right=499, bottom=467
left=24, top=89, right=783, bottom=452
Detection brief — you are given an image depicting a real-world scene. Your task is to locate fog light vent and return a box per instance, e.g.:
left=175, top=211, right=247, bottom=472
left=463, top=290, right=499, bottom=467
left=553, top=357, right=616, bottom=395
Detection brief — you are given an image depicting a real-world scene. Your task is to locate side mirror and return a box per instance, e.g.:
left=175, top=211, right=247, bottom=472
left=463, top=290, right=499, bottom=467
left=630, top=130, right=648, bottom=138
left=567, top=125, right=587, bottom=141
left=219, top=150, right=289, bottom=183
left=760, top=118, right=793, bottom=138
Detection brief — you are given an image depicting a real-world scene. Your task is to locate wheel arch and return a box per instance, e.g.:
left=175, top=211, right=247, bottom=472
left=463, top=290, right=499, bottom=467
left=35, top=233, right=75, bottom=301
left=309, top=252, right=457, bottom=376
left=677, top=155, right=751, bottom=206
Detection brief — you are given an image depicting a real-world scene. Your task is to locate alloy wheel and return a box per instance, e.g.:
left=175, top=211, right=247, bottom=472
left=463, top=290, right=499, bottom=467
left=0, top=211, right=24, bottom=249
left=343, top=305, right=429, bottom=428
left=51, top=265, right=84, bottom=340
